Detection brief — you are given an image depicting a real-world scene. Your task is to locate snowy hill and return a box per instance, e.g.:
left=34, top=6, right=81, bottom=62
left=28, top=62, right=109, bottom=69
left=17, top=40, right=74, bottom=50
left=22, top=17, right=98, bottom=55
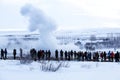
left=0, top=28, right=120, bottom=51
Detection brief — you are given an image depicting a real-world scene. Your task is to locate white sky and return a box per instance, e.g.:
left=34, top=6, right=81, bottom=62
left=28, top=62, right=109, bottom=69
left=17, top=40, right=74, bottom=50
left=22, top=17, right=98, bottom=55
left=0, top=0, right=120, bottom=31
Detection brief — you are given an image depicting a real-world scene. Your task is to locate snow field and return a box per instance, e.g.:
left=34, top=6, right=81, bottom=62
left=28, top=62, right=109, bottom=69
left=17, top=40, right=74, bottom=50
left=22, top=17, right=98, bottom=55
left=0, top=60, right=120, bottom=80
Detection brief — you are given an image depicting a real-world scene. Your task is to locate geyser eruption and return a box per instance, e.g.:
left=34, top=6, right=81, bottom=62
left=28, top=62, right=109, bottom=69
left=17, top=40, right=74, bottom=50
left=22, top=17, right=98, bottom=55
left=21, top=4, right=57, bottom=50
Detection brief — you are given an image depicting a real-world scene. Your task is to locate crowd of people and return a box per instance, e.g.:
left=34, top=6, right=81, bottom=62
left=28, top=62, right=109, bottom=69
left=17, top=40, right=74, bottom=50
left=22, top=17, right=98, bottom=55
left=1, top=48, right=120, bottom=62
left=30, top=49, right=120, bottom=62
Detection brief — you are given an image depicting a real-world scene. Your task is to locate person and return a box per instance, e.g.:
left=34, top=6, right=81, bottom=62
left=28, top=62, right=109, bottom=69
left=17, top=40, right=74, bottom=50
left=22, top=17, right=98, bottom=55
left=13, top=49, right=17, bottom=59
left=70, top=50, right=73, bottom=60
left=48, top=50, right=51, bottom=60
left=68, top=51, right=71, bottom=61
left=77, top=51, right=80, bottom=61
left=30, top=49, right=34, bottom=59
left=93, top=52, right=96, bottom=61
left=60, top=50, right=63, bottom=60
left=37, top=50, right=41, bottom=60
left=82, top=52, right=85, bottom=61
left=41, top=50, right=45, bottom=60
left=45, top=50, right=48, bottom=60
left=20, top=48, right=23, bottom=59
left=95, top=52, right=99, bottom=61
left=103, top=51, right=106, bottom=61
left=110, top=51, right=114, bottom=62
left=30, top=48, right=37, bottom=61
left=87, top=52, right=91, bottom=61
left=4, top=48, right=7, bottom=60
left=65, top=51, right=67, bottom=60
left=74, top=51, right=77, bottom=60
left=1, top=49, right=4, bottom=59
left=108, top=51, right=111, bottom=62
left=115, top=51, right=119, bottom=62
left=100, top=52, right=104, bottom=62
left=84, top=51, right=88, bottom=61
left=55, top=50, right=58, bottom=60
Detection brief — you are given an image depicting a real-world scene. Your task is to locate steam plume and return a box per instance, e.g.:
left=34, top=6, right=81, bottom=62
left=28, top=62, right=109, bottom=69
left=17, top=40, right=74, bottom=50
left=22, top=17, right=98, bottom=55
left=21, top=4, right=57, bottom=50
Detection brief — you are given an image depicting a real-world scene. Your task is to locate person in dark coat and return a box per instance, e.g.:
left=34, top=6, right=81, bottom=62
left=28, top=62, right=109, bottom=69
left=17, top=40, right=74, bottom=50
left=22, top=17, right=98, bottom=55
left=93, top=52, right=96, bottom=61
left=30, top=48, right=37, bottom=61
left=103, top=51, right=106, bottom=61
left=39, top=50, right=43, bottom=60
left=87, top=52, right=91, bottom=61
left=20, top=48, right=23, bottom=59
left=45, top=50, right=48, bottom=60
left=41, top=50, right=44, bottom=60
left=4, top=48, right=7, bottom=60
left=30, top=49, right=33, bottom=59
left=13, top=49, right=17, bottom=60
left=77, top=51, right=80, bottom=61
left=65, top=51, right=67, bottom=60
left=70, top=50, right=73, bottom=60
left=79, top=51, right=82, bottom=61
left=95, top=52, right=99, bottom=61
left=100, top=52, right=104, bottom=62
left=37, top=50, right=41, bottom=60
left=1, top=49, right=4, bottom=59
left=77, top=51, right=82, bottom=61
left=48, top=50, right=51, bottom=60
left=60, top=50, right=63, bottom=60
left=84, top=51, right=88, bottom=61
left=68, top=51, right=71, bottom=61
left=115, top=51, right=119, bottom=62
left=74, top=51, right=77, bottom=60
left=55, top=50, right=58, bottom=60
left=108, top=51, right=111, bottom=62
left=82, top=52, right=84, bottom=61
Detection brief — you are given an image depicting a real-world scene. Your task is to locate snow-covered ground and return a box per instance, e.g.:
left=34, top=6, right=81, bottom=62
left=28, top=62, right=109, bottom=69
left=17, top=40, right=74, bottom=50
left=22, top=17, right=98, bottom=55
left=0, top=60, right=120, bottom=80
left=0, top=29, right=120, bottom=80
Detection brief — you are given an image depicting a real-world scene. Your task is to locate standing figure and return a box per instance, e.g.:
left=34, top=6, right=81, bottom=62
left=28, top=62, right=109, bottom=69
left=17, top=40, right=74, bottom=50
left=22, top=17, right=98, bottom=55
left=70, top=50, right=73, bottom=60
left=74, top=51, right=77, bottom=60
left=87, top=52, right=91, bottom=61
left=82, top=52, right=85, bottom=61
left=65, top=51, right=67, bottom=60
left=60, top=50, right=63, bottom=60
left=108, top=51, right=111, bottom=62
left=115, top=51, right=119, bottom=62
left=13, top=49, right=17, bottom=60
left=84, top=51, right=88, bottom=61
left=100, top=52, right=104, bottom=62
left=37, top=50, right=41, bottom=60
left=95, top=52, right=99, bottom=61
left=55, top=50, right=58, bottom=60
left=20, top=48, right=23, bottom=59
left=4, top=48, right=7, bottom=59
left=93, top=52, right=96, bottom=61
left=103, top=51, right=106, bottom=61
left=42, top=50, right=45, bottom=60
left=77, top=51, right=80, bottom=61
left=110, top=51, right=114, bottom=62
left=68, top=51, right=71, bottom=61
left=45, top=50, right=48, bottom=60
left=48, top=50, right=51, bottom=60
left=1, top=49, right=4, bottom=59
left=30, top=48, right=37, bottom=61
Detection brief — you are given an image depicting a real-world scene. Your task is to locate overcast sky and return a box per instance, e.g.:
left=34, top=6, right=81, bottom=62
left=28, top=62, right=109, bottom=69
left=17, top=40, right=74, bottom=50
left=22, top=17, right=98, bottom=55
left=0, top=0, right=120, bottom=31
